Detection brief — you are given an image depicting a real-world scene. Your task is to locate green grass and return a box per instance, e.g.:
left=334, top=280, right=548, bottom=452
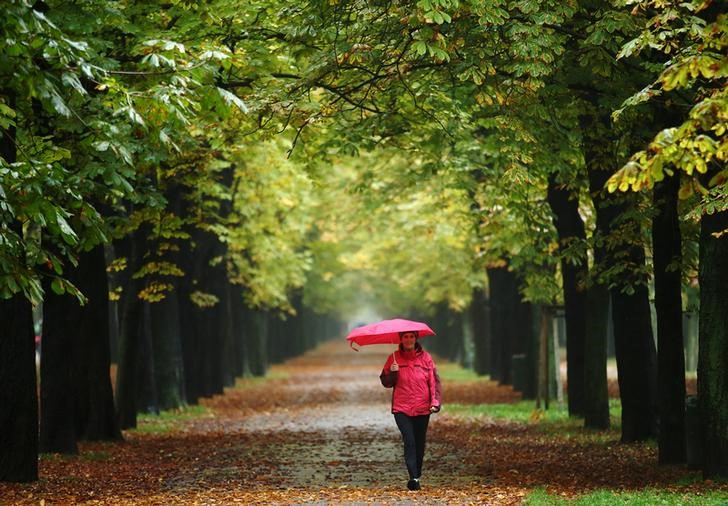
left=233, top=369, right=289, bottom=386
left=446, top=399, right=621, bottom=423
left=445, top=399, right=624, bottom=443
left=438, top=362, right=490, bottom=381
left=440, top=361, right=625, bottom=439
left=523, top=487, right=728, bottom=505
left=39, top=450, right=111, bottom=462
left=133, top=404, right=210, bottom=434
left=129, top=371, right=286, bottom=434
left=80, top=450, right=111, bottom=461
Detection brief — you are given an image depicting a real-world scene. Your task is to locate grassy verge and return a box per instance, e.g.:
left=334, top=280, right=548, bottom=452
left=133, top=404, right=211, bottom=434
left=523, top=488, right=728, bottom=505
left=233, top=369, right=289, bottom=386
left=131, top=370, right=286, bottom=434
left=439, top=360, right=623, bottom=441
left=438, top=362, right=489, bottom=382
left=445, top=400, right=623, bottom=443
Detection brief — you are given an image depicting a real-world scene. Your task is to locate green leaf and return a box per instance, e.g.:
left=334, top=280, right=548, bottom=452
left=412, top=41, right=427, bottom=56
left=51, top=278, right=65, bottom=295
left=217, top=87, right=249, bottom=113
left=56, top=214, right=79, bottom=245
left=61, top=73, right=87, bottom=95
left=0, top=102, right=17, bottom=118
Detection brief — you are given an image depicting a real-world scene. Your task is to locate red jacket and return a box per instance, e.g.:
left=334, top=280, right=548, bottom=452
left=380, top=344, right=442, bottom=416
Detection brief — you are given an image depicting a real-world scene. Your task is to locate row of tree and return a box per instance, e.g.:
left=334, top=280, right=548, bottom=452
left=1, top=0, right=726, bottom=482
left=254, top=0, right=726, bottom=476
left=1, top=0, right=346, bottom=482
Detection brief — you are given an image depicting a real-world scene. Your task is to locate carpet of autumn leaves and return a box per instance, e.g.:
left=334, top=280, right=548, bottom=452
left=0, top=341, right=721, bottom=505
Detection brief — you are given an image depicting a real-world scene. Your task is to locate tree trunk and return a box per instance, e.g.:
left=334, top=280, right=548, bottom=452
left=698, top=207, right=728, bottom=478
left=431, top=303, right=463, bottom=362
left=582, top=115, right=612, bottom=431
left=191, top=227, right=227, bottom=397
left=0, top=91, right=39, bottom=482
left=547, top=175, right=587, bottom=417
left=515, top=300, right=536, bottom=399
left=611, top=275, right=658, bottom=441
left=106, top=245, right=120, bottom=365
left=470, top=287, right=491, bottom=376
left=178, top=275, right=203, bottom=404
left=585, top=117, right=655, bottom=437
left=149, top=291, right=186, bottom=411
left=114, top=229, right=145, bottom=429
left=487, top=267, right=513, bottom=384
left=652, top=174, right=686, bottom=463
left=0, top=293, right=39, bottom=482
left=136, top=302, right=159, bottom=414
left=583, top=284, right=610, bottom=429
left=221, top=282, right=236, bottom=387
left=39, top=277, right=80, bottom=454
left=72, top=245, right=121, bottom=441
left=231, top=289, right=246, bottom=378
left=243, top=306, right=268, bottom=377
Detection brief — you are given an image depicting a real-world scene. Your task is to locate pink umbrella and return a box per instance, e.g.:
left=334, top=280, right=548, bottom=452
left=345, top=318, right=436, bottom=349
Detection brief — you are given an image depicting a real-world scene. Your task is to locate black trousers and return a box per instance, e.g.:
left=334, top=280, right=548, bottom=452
left=394, top=412, right=430, bottom=479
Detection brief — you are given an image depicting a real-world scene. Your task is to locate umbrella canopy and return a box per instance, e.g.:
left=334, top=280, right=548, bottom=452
left=345, top=318, right=435, bottom=348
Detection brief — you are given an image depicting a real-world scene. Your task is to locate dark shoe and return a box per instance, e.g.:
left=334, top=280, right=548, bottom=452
left=407, top=478, right=421, bottom=491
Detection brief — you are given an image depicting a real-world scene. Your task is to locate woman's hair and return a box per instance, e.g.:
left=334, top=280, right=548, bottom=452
left=398, top=331, right=419, bottom=339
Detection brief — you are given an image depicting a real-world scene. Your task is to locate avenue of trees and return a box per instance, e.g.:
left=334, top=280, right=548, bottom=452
left=1, top=0, right=726, bottom=482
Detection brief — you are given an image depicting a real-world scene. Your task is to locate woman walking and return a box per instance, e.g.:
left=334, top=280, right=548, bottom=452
left=380, top=331, right=442, bottom=491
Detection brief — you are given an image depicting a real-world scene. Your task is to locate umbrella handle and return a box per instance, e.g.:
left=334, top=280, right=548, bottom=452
left=391, top=350, right=398, bottom=366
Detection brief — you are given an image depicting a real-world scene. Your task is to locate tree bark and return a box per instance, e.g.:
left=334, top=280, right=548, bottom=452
left=39, top=277, right=79, bottom=454
left=582, top=114, right=612, bottom=430
left=243, top=305, right=268, bottom=377
left=72, top=245, right=121, bottom=441
left=546, top=175, right=587, bottom=417
left=652, top=174, right=686, bottom=463
left=221, top=282, right=236, bottom=387
left=149, top=290, right=186, bottom=411
left=178, top=271, right=203, bottom=404
left=470, top=287, right=491, bottom=376
left=584, top=114, right=655, bottom=437
left=516, top=300, right=536, bottom=399
left=0, top=293, right=38, bottom=482
left=698, top=207, right=728, bottom=478
left=136, top=302, right=158, bottom=414
left=114, top=229, right=144, bottom=429
left=190, top=227, right=227, bottom=397
left=231, top=289, right=246, bottom=378
left=583, top=284, right=610, bottom=429
left=611, top=271, right=658, bottom=441
left=0, top=98, right=39, bottom=481
left=487, top=267, right=513, bottom=384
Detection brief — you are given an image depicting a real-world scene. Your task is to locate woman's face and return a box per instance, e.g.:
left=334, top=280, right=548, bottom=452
left=400, top=332, right=417, bottom=351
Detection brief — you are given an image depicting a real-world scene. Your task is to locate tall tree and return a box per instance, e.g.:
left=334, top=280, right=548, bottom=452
left=698, top=204, right=728, bottom=478
left=0, top=107, right=38, bottom=478
left=547, top=175, right=588, bottom=417
left=608, top=0, right=726, bottom=475
left=652, top=173, right=686, bottom=463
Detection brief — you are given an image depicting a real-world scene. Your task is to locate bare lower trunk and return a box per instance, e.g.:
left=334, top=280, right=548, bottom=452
left=653, top=174, right=686, bottom=463
left=698, top=207, right=728, bottom=478
left=547, top=176, right=587, bottom=417
left=0, top=294, right=38, bottom=482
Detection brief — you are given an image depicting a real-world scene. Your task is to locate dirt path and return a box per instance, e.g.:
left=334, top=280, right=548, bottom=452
left=1, top=340, right=722, bottom=505
left=181, top=341, right=519, bottom=503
